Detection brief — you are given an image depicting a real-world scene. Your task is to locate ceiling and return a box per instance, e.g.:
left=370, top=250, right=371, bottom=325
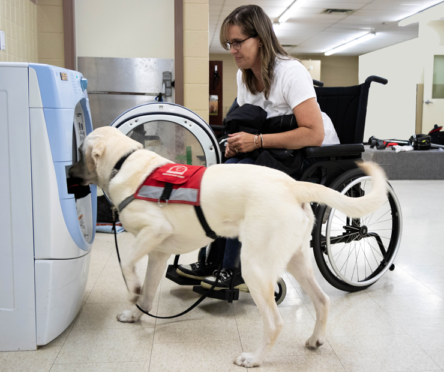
left=209, top=0, right=444, bottom=56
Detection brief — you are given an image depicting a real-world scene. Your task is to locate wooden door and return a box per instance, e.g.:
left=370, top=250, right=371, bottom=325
left=209, top=61, right=223, bottom=126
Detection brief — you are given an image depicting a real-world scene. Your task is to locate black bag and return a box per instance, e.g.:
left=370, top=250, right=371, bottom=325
left=409, top=134, right=431, bottom=150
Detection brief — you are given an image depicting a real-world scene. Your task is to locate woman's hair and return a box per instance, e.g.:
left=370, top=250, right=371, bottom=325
left=220, top=5, right=290, bottom=100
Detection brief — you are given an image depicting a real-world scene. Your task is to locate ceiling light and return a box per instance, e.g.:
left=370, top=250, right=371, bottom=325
left=324, top=33, right=376, bottom=56
left=278, top=0, right=308, bottom=24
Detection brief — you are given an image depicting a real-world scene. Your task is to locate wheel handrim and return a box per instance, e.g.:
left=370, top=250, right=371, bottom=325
left=324, top=177, right=403, bottom=287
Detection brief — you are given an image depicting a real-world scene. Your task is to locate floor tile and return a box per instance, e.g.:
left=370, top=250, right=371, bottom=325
left=0, top=324, right=73, bottom=372
left=54, top=328, right=153, bottom=364
left=255, top=354, right=346, bottom=371
left=149, top=340, right=245, bottom=372
left=237, top=321, right=335, bottom=358
left=50, top=362, right=149, bottom=372
left=73, top=302, right=156, bottom=331
left=153, top=317, right=239, bottom=344
left=328, top=334, right=441, bottom=372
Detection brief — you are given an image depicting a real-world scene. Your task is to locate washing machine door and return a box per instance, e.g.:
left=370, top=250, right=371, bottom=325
left=111, top=103, right=221, bottom=166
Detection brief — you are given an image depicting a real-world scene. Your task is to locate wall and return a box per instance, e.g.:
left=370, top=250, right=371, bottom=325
left=0, top=0, right=38, bottom=62
left=294, top=54, right=359, bottom=87
left=37, top=0, right=63, bottom=67
left=359, top=38, right=422, bottom=141
left=183, top=0, right=209, bottom=123
left=75, top=0, right=174, bottom=60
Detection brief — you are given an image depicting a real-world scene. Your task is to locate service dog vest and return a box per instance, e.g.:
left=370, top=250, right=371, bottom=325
left=117, top=163, right=218, bottom=240
left=134, top=164, right=205, bottom=206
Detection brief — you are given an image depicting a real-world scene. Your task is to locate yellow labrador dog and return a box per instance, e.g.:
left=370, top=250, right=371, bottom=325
left=70, top=127, right=387, bottom=368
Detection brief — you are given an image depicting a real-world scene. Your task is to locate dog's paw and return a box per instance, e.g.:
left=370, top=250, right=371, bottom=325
left=234, top=352, right=261, bottom=368
left=116, top=310, right=139, bottom=323
left=305, top=336, right=324, bottom=350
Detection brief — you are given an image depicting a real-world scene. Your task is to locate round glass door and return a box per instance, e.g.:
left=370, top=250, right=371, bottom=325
left=127, top=120, right=207, bottom=166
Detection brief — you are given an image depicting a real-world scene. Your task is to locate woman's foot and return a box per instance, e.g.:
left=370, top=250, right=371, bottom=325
left=176, top=261, right=219, bottom=280
left=201, top=268, right=248, bottom=291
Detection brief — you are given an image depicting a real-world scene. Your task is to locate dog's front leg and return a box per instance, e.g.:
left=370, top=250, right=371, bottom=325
left=117, top=250, right=170, bottom=323
left=119, top=223, right=171, bottom=302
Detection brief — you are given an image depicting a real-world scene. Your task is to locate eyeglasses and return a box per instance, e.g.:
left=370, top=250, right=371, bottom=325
left=226, top=36, right=254, bottom=50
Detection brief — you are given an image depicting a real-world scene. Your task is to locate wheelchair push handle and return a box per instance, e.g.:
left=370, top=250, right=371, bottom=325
left=365, top=75, right=388, bottom=85
left=313, top=79, right=324, bottom=87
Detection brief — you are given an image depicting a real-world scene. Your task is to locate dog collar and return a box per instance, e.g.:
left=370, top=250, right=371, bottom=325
left=110, top=150, right=138, bottom=180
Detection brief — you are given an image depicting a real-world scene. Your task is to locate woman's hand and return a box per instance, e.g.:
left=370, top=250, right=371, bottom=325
left=225, top=142, right=237, bottom=158
left=227, top=132, right=257, bottom=153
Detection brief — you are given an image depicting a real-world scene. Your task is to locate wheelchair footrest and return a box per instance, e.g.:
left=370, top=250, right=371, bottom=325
left=192, top=285, right=240, bottom=303
left=166, top=265, right=202, bottom=286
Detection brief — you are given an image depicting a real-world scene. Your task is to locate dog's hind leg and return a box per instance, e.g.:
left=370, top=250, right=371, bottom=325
left=117, top=250, right=170, bottom=323
left=286, top=243, right=330, bottom=349
left=121, top=224, right=172, bottom=305
left=234, top=256, right=284, bottom=368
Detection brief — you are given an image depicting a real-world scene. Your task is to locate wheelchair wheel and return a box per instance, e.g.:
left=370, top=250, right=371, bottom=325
left=312, top=168, right=402, bottom=292
left=275, top=277, right=287, bottom=305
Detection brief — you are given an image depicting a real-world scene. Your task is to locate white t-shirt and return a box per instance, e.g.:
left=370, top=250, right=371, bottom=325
left=236, top=58, right=340, bottom=146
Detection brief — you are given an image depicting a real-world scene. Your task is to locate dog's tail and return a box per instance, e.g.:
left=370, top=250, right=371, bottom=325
left=295, top=162, right=387, bottom=218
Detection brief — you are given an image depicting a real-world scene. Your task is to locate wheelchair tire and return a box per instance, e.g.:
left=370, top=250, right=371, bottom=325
left=312, top=168, right=402, bottom=292
left=275, top=277, right=287, bottom=305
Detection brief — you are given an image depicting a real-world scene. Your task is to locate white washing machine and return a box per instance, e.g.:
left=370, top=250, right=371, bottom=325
left=0, top=63, right=97, bottom=351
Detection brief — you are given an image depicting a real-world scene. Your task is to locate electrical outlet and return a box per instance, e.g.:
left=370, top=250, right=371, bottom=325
left=0, top=30, right=5, bottom=50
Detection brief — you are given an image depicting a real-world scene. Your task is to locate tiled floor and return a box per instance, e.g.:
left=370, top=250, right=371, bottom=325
left=2, top=180, right=444, bottom=372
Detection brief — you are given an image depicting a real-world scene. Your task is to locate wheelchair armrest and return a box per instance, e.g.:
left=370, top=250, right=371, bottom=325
left=302, top=144, right=365, bottom=158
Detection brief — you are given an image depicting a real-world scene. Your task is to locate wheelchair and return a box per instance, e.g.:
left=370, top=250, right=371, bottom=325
left=110, top=75, right=402, bottom=304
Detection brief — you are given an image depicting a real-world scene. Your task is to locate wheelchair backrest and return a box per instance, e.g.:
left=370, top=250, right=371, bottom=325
left=314, top=76, right=387, bottom=145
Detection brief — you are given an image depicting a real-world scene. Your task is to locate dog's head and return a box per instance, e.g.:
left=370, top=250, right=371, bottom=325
left=69, top=127, right=143, bottom=189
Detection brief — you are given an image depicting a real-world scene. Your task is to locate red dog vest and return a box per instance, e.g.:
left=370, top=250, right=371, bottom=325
left=134, top=164, right=206, bottom=206
left=116, top=162, right=218, bottom=239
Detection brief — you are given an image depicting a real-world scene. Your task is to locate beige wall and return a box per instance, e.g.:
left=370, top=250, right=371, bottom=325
left=0, top=0, right=38, bottom=62
left=183, top=0, right=209, bottom=123
left=75, top=0, right=174, bottom=60
left=37, top=0, right=63, bottom=67
left=294, top=54, right=359, bottom=87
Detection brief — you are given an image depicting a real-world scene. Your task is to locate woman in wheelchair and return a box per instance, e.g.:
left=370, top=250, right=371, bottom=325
left=177, top=4, right=340, bottom=289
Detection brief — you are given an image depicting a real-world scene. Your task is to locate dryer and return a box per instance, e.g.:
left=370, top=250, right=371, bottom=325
left=110, top=102, right=221, bottom=167
left=0, top=63, right=96, bottom=351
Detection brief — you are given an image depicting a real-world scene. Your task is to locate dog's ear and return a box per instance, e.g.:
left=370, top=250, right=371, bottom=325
left=85, top=138, right=105, bottom=172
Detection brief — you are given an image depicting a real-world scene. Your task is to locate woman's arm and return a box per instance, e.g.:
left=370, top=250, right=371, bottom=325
left=227, top=97, right=324, bottom=152
left=264, top=97, right=324, bottom=149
